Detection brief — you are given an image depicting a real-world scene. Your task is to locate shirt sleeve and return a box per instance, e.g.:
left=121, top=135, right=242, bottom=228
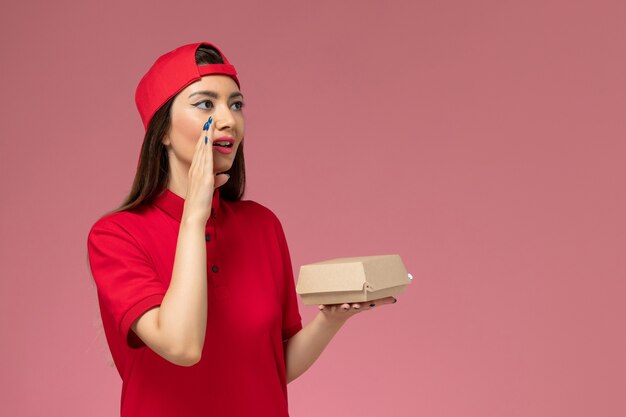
left=87, top=219, right=166, bottom=348
left=272, top=215, right=303, bottom=341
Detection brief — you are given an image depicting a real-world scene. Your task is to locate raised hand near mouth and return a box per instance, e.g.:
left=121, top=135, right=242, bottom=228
left=183, top=116, right=230, bottom=224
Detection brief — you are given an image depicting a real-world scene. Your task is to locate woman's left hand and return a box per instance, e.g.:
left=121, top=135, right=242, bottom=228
left=318, top=296, right=398, bottom=325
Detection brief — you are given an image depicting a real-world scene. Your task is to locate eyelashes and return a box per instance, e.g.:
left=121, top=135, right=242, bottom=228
left=194, top=100, right=245, bottom=111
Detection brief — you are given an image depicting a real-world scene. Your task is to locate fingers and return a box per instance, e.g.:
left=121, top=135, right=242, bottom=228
left=189, top=129, right=205, bottom=182
left=317, top=302, right=363, bottom=312
left=214, top=173, right=230, bottom=188
left=191, top=116, right=216, bottom=192
left=190, top=120, right=207, bottom=171
left=367, top=296, right=397, bottom=307
left=184, top=117, right=219, bottom=223
left=204, top=115, right=215, bottom=146
left=204, top=116, right=215, bottom=176
left=203, top=116, right=230, bottom=189
left=318, top=297, right=398, bottom=311
left=343, top=303, right=360, bottom=311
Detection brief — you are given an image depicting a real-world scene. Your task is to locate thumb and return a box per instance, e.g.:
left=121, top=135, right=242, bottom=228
left=214, top=173, right=230, bottom=189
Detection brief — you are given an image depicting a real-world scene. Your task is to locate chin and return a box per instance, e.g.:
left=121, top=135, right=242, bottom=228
left=214, top=152, right=235, bottom=174
left=215, top=164, right=233, bottom=175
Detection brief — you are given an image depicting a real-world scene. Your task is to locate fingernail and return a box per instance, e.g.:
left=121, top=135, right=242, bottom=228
left=208, top=116, right=213, bottom=124
left=205, top=136, right=208, bottom=144
left=392, top=297, right=398, bottom=304
left=369, top=303, right=376, bottom=308
left=203, top=121, right=209, bottom=130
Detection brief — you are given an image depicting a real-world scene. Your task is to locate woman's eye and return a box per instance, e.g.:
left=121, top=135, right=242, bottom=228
left=231, top=101, right=245, bottom=111
left=195, top=100, right=214, bottom=110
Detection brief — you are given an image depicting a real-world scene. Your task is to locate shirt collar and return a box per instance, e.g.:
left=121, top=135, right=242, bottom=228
left=153, top=186, right=221, bottom=227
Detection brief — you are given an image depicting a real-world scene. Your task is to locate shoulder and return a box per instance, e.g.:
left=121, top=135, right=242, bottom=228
left=86, top=209, right=160, bottom=269
left=87, top=209, right=150, bottom=246
left=228, top=198, right=289, bottom=240
left=231, top=199, right=292, bottom=250
left=230, top=198, right=282, bottom=226
left=89, top=210, right=140, bottom=233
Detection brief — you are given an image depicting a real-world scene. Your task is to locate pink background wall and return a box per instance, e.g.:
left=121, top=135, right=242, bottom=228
left=1, top=0, right=624, bottom=416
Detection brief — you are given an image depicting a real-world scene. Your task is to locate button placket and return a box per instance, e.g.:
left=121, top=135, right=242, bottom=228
left=205, top=212, right=216, bottom=244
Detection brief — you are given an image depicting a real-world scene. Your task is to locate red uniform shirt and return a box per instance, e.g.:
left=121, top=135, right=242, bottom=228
left=87, top=187, right=303, bottom=417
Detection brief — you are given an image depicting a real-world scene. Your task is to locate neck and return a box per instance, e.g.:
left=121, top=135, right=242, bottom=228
left=165, top=156, right=191, bottom=199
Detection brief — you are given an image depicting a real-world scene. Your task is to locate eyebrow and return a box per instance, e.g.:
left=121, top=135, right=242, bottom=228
left=188, top=90, right=244, bottom=100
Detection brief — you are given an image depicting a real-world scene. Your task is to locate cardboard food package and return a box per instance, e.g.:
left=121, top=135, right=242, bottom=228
left=296, top=254, right=412, bottom=305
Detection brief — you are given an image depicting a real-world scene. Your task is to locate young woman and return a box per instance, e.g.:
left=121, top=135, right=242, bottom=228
left=87, top=41, right=396, bottom=417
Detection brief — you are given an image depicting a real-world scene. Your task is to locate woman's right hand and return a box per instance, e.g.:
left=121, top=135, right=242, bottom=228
left=131, top=117, right=223, bottom=366
left=182, top=116, right=230, bottom=224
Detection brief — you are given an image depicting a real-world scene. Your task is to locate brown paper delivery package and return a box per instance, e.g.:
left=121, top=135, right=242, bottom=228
left=296, top=254, right=412, bottom=305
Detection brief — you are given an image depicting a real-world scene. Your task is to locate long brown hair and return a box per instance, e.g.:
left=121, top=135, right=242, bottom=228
left=105, top=45, right=246, bottom=216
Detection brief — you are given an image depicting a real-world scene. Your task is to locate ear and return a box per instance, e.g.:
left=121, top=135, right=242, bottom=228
left=162, top=135, right=171, bottom=146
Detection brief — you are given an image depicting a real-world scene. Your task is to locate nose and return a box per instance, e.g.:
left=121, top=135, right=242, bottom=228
left=212, top=103, right=236, bottom=132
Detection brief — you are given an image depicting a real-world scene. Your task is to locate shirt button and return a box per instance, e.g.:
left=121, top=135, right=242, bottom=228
left=205, top=234, right=211, bottom=241
left=212, top=265, right=219, bottom=273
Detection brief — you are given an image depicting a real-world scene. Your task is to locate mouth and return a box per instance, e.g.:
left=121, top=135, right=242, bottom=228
left=212, top=136, right=235, bottom=155
left=212, top=136, right=235, bottom=148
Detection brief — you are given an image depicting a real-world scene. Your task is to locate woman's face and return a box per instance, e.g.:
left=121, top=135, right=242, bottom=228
left=163, top=75, right=245, bottom=175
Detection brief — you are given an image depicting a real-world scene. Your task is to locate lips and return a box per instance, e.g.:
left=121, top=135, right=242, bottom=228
left=212, top=136, right=235, bottom=148
left=212, top=136, right=235, bottom=155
